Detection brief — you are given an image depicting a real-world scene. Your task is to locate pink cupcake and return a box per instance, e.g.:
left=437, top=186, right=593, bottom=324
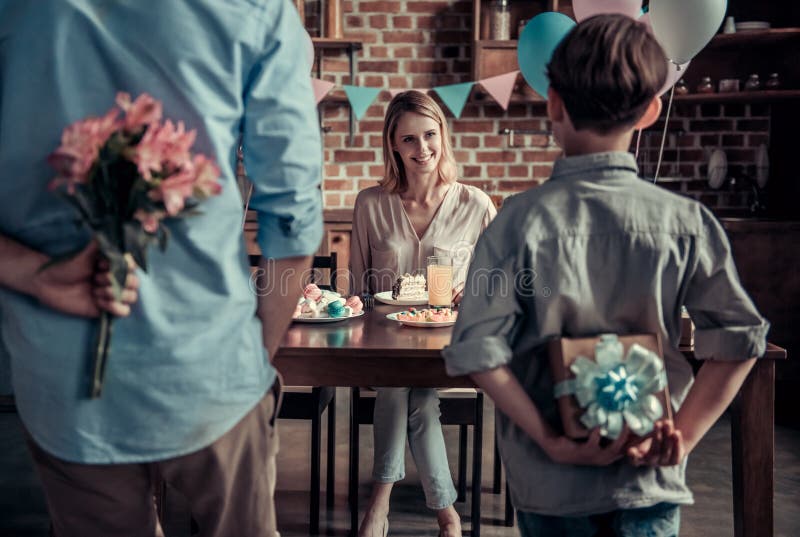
left=303, top=283, right=323, bottom=301
left=345, top=295, right=363, bottom=315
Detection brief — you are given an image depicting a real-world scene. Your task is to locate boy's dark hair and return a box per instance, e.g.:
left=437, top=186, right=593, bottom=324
left=546, top=14, right=668, bottom=133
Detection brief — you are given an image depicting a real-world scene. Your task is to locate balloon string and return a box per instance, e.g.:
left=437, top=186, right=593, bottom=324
left=242, top=183, right=253, bottom=230
left=653, top=83, right=675, bottom=184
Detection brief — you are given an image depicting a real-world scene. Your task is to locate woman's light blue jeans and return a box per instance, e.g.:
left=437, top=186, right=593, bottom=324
left=372, top=387, right=457, bottom=510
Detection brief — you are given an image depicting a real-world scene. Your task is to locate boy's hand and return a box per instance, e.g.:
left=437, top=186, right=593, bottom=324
left=627, top=420, right=686, bottom=467
left=542, top=427, right=629, bottom=466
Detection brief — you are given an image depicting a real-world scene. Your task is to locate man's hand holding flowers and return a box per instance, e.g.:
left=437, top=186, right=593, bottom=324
left=47, top=92, right=221, bottom=397
left=33, top=240, right=140, bottom=319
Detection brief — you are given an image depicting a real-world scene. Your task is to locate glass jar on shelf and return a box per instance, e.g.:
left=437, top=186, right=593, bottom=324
left=489, top=0, right=511, bottom=40
left=674, top=79, right=689, bottom=95
left=744, top=74, right=761, bottom=91
left=765, top=73, right=781, bottom=90
left=696, top=76, right=714, bottom=94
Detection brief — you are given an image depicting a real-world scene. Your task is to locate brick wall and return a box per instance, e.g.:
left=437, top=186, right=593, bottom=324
left=640, top=103, right=771, bottom=214
left=303, top=0, right=771, bottom=214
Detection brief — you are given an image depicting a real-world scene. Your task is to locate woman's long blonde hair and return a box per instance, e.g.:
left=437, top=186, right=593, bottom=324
left=379, top=91, right=457, bottom=194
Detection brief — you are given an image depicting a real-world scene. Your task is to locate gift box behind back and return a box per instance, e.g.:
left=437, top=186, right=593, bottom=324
left=548, top=333, right=672, bottom=440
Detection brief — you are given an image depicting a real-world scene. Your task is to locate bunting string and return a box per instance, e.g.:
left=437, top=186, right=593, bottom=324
left=312, top=70, right=522, bottom=119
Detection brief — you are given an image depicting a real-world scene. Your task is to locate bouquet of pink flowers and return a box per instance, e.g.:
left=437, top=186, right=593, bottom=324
left=48, top=92, right=222, bottom=398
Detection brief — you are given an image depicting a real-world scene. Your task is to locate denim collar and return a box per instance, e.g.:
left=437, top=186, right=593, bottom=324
left=550, top=151, right=639, bottom=182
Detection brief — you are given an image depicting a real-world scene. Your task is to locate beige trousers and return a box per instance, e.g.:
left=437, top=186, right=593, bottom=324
left=26, top=381, right=282, bottom=537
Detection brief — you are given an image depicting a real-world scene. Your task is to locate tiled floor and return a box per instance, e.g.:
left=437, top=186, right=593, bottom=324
left=2, top=389, right=799, bottom=536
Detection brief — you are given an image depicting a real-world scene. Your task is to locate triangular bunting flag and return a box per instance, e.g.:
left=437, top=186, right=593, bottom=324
left=479, top=71, right=519, bottom=111
left=311, top=78, right=336, bottom=105
left=343, top=85, right=381, bottom=120
left=432, top=82, right=474, bottom=118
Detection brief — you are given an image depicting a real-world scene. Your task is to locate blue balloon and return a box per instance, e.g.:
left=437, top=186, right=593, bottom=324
left=517, top=12, right=577, bottom=100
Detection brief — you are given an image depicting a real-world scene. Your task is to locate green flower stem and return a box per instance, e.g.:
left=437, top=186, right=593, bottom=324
left=90, top=310, right=113, bottom=399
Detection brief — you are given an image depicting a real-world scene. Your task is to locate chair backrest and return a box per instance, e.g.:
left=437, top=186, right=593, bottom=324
left=248, top=252, right=338, bottom=293
left=311, top=252, right=338, bottom=292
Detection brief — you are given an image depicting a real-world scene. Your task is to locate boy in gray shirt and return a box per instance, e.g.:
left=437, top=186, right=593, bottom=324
left=442, top=14, right=769, bottom=536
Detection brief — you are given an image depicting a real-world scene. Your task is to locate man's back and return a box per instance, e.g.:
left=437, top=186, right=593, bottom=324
left=0, top=0, right=322, bottom=463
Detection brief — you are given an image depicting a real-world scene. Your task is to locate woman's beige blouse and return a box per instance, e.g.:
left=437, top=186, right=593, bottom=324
left=349, top=183, right=497, bottom=295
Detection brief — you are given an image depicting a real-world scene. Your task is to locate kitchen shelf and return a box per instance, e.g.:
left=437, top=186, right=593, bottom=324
left=471, top=0, right=565, bottom=80
left=312, top=38, right=363, bottom=144
left=311, top=38, right=363, bottom=51
left=706, top=28, right=800, bottom=49
left=669, top=90, right=800, bottom=104
left=475, top=39, right=518, bottom=48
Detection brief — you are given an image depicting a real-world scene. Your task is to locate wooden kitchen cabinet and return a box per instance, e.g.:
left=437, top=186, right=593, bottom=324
left=318, top=209, right=353, bottom=293
left=243, top=209, right=354, bottom=293
left=471, top=0, right=571, bottom=82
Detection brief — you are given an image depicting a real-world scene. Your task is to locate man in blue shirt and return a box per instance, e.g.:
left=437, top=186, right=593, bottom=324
left=0, top=1, right=322, bottom=535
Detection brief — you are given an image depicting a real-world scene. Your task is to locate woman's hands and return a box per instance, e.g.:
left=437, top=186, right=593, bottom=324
left=33, top=241, right=140, bottom=318
left=452, top=283, right=464, bottom=306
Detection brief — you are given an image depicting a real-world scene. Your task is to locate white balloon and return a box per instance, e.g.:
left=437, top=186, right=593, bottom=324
left=639, top=10, right=691, bottom=94
left=660, top=59, right=691, bottom=96
left=649, top=0, right=727, bottom=64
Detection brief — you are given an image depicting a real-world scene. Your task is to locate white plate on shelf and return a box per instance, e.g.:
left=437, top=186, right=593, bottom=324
left=735, top=21, right=770, bottom=32
left=707, top=149, right=728, bottom=189
left=386, top=311, right=457, bottom=328
left=374, top=290, right=428, bottom=306
left=293, top=311, right=365, bottom=324
left=755, top=144, right=769, bottom=188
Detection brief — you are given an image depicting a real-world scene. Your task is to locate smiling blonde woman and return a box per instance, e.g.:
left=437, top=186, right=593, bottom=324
left=349, top=91, right=496, bottom=537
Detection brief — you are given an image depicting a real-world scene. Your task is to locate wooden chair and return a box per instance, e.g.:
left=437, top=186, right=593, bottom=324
left=348, top=387, right=485, bottom=537
left=251, top=253, right=338, bottom=535
left=493, top=440, right=515, bottom=526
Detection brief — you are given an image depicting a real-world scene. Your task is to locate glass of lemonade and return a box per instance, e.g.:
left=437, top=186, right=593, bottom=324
left=427, top=255, right=453, bottom=308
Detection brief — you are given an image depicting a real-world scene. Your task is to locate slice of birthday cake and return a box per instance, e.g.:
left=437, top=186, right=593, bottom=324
left=392, top=273, right=426, bottom=301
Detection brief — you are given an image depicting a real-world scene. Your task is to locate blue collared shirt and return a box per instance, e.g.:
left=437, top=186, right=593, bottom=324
left=0, top=0, right=322, bottom=463
left=443, top=151, right=769, bottom=515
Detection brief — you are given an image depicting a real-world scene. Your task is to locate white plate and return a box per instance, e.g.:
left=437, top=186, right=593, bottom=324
left=374, top=290, right=429, bottom=306
left=707, top=149, right=727, bottom=189
left=755, top=144, right=769, bottom=188
left=735, top=21, right=770, bottom=31
left=293, top=311, right=365, bottom=324
left=386, top=312, right=456, bottom=328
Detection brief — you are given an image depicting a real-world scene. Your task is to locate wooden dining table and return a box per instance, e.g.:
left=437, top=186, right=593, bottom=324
left=275, top=304, right=788, bottom=537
